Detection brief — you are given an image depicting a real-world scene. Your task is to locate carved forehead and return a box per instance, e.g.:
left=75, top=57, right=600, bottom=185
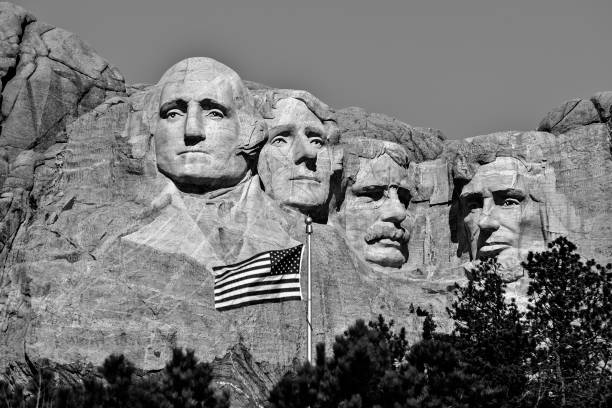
left=159, top=57, right=240, bottom=85
left=160, top=79, right=236, bottom=107
left=352, top=154, right=411, bottom=191
left=267, top=98, right=325, bottom=129
left=461, top=156, right=529, bottom=196
left=157, top=57, right=248, bottom=106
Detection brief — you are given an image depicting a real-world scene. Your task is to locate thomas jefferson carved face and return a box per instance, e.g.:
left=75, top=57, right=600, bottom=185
left=460, top=157, right=539, bottom=268
left=154, top=58, right=254, bottom=191
left=341, top=151, right=411, bottom=268
left=258, top=98, right=334, bottom=212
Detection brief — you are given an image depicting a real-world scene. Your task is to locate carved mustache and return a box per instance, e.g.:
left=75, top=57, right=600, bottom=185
left=364, top=223, right=409, bottom=244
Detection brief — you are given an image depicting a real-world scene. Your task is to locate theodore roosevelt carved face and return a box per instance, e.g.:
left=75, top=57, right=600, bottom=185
left=258, top=95, right=339, bottom=216
left=153, top=57, right=265, bottom=192
left=340, top=139, right=412, bottom=268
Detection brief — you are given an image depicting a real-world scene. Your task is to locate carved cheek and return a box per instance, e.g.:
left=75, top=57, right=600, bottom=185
left=155, top=122, right=183, bottom=164
left=463, top=211, right=479, bottom=234
left=343, top=199, right=372, bottom=247
left=204, top=120, right=239, bottom=147
left=496, top=206, right=522, bottom=234
left=313, top=151, right=332, bottom=183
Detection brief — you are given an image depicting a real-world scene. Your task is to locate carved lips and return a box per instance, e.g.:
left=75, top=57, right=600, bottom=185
left=288, top=174, right=320, bottom=183
left=478, top=240, right=512, bottom=258
left=178, top=149, right=209, bottom=155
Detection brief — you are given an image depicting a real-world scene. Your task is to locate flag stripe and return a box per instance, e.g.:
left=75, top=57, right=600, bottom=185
left=215, top=270, right=274, bottom=291
left=214, top=261, right=272, bottom=285
left=212, top=251, right=270, bottom=272
left=215, top=275, right=300, bottom=298
left=216, top=294, right=303, bottom=312
left=215, top=282, right=301, bottom=302
left=216, top=288, right=301, bottom=307
left=214, top=257, right=270, bottom=280
left=213, top=244, right=303, bottom=311
left=215, top=274, right=299, bottom=295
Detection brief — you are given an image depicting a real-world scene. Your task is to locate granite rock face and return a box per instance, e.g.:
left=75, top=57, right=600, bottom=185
left=1, top=3, right=611, bottom=407
left=0, top=2, right=126, bottom=370
left=537, top=91, right=612, bottom=136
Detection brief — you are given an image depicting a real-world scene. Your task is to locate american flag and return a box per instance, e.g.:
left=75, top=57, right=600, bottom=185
left=213, top=245, right=304, bottom=311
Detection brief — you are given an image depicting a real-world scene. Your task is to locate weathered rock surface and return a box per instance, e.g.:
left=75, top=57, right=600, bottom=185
left=537, top=91, right=612, bottom=136
left=211, top=343, right=287, bottom=408
left=0, top=3, right=611, bottom=407
left=0, top=3, right=127, bottom=376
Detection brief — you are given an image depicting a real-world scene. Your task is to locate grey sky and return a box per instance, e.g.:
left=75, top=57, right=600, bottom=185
left=18, top=0, right=612, bottom=140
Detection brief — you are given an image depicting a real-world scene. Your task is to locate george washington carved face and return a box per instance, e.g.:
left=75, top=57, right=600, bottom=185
left=153, top=57, right=264, bottom=192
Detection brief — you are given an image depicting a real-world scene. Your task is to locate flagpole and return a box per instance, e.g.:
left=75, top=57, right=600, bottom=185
left=305, top=216, right=313, bottom=364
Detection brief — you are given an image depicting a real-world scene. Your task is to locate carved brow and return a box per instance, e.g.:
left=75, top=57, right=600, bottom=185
left=460, top=192, right=483, bottom=201
left=270, top=125, right=295, bottom=137
left=200, top=99, right=230, bottom=116
left=352, top=185, right=386, bottom=194
left=304, top=126, right=325, bottom=138
left=491, top=188, right=526, bottom=198
left=159, top=100, right=187, bottom=118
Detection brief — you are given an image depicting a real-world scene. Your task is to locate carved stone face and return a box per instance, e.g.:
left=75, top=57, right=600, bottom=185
left=154, top=59, right=249, bottom=190
left=342, top=154, right=411, bottom=268
left=460, top=157, right=537, bottom=266
left=258, top=98, right=333, bottom=212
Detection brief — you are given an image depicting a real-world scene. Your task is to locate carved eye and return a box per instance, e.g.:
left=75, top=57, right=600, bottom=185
left=207, top=109, right=224, bottom=120
left=502, top=198, right=520, bottom=207
left=270, top=136, right=287, bottom=145
left=306, top=131, right=324, bottom=147
left=464, top=197, right=482, bottom=212
left=398, top=188, right=411, bottom=207
left=356, top=189, right=384, bottom=202
left=270, top=131, right=291, bottom=145
left=166, top=110, right=183, bottom=120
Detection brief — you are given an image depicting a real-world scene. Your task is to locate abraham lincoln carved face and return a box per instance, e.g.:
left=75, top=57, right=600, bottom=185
left=459, top=156, right=542, bottom=277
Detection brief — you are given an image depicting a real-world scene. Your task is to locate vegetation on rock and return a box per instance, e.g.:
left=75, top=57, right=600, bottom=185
left=0, top=348, right=229, bottom=408
left=1, top=237, right=609, bottom=407
left=269, top=237, right=612, bottom=408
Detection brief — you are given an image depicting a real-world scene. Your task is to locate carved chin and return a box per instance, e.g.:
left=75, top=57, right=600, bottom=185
left=477, top=244, right=516, bottom=260
left=271, top=181, right=329, bottom=210
left=280, top=195, right=325, bottom=210
left=364, top=242, right=407, bottom=268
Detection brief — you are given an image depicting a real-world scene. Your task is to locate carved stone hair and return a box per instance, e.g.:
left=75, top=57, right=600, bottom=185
left=334, top=137, right=414, bottom=211
left=451, top=130, right=554, bottom=184
left=253, top=88, right=339, bottom=144
left=340, top=136, right=410, bottom=180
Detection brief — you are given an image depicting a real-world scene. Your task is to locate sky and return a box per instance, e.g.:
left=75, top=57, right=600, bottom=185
left=17, top=0, right=612, bottom=140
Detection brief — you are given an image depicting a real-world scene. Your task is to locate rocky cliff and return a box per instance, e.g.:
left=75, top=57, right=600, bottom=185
left=0, top=3, right=610, bottom=406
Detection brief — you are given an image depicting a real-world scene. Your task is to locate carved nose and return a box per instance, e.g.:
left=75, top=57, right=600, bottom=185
left=184, top=103, right=205, bottom=146
left=292, top=133, right=317, bottom=170
left=477, top=214, right=500, bottom=232
left=380, top=188, right=406, bottom=223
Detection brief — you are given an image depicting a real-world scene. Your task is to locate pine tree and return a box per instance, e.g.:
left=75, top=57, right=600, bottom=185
left=269, top=316, right=413, bottom=408
left=522, top=237, right=612, bottom=407
left=162, top=348, right=229, bottom=408
left=447, top=258, right=530, bottom=405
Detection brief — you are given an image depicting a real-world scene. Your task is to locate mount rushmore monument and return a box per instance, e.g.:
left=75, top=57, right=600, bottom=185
left=0, top=2, right=611, bottom=405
